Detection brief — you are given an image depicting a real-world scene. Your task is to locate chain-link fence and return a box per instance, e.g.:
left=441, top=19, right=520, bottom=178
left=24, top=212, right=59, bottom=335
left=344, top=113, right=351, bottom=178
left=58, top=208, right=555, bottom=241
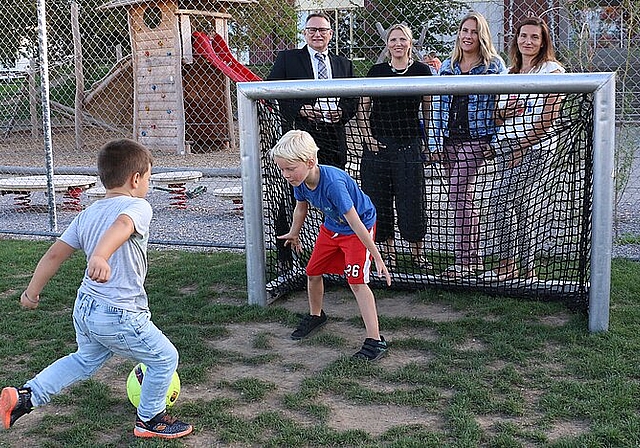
left=0, top=0, right=637, bottom=253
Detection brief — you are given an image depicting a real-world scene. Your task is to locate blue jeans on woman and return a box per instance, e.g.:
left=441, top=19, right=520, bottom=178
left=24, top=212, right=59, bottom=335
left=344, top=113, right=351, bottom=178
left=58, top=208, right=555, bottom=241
left=25, top=293, right=178, bottom=422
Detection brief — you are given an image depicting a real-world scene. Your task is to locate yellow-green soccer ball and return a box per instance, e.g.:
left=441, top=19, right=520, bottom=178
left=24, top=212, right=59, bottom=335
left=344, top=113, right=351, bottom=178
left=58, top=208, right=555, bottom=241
left=126, top=363, right=180, bottom=408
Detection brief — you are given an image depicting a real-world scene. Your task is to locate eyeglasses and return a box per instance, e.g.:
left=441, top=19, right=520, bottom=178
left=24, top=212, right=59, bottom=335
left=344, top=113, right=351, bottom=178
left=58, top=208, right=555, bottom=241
left=305, top=27, right=331, bottom=35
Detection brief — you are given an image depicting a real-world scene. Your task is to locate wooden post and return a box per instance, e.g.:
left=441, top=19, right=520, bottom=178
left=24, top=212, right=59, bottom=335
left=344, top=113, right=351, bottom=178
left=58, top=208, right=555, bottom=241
left=216, top=17, right=235, bottom=150
left=179, top=14, right=193, bottom=64
left=70, top=0, right=84, bottom=150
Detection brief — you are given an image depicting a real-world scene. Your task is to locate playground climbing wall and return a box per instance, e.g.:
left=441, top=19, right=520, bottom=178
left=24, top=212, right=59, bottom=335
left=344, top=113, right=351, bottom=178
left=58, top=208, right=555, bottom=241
left=128, top=0, right=186, bottom=154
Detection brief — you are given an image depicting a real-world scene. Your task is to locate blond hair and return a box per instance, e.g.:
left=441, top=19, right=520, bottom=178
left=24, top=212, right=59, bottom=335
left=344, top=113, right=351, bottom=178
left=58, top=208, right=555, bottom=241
left=451, top=12, right=500, bottom=71
left=270, top=130, right=319, bottom=163
left=385, top=23, right=414, bottom=60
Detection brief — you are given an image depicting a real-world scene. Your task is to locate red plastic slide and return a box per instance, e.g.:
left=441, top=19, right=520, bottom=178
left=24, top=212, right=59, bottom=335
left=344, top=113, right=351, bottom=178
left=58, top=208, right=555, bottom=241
left=192, top=31, right=262, bottom=83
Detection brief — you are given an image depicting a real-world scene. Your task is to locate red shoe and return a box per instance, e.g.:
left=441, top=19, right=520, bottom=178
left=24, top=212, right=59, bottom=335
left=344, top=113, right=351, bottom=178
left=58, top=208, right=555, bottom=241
left=1, top=387, right=33, bottom=429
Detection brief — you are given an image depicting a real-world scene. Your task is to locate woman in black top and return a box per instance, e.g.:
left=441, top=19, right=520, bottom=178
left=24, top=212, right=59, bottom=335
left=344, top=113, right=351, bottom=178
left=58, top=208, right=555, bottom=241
left=358, top=23, right=432, bottom=271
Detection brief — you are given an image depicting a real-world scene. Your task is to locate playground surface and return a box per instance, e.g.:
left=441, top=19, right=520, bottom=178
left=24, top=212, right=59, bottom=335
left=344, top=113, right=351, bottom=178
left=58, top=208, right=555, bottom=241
left=0, top=129, right=241, bottom=171
left=0, top=128, right=244, bottom=248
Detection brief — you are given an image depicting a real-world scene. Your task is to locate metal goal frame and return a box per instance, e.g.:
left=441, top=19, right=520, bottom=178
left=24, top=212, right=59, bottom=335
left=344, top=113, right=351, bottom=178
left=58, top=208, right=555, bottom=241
left=237, top=72, right=615, bottom=333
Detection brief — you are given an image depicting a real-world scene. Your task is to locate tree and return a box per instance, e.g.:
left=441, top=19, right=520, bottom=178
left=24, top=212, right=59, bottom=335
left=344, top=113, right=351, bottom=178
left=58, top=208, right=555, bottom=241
left=349, top=0, right=468, bottom=61
left=0, top=0, right=128, bottom=75
left=228, top=0, right=299, bottom=65
left=0, top=0, right=37, bottom=68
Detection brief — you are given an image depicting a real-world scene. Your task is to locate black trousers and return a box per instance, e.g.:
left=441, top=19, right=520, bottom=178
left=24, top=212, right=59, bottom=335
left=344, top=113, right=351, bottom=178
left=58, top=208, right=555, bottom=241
left=360, top=138, right=427, bottom=243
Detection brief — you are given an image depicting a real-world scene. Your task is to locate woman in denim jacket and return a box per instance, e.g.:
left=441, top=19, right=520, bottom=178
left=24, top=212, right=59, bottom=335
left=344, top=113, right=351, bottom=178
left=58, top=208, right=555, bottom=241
left=434, top=11, right=506, bottom=279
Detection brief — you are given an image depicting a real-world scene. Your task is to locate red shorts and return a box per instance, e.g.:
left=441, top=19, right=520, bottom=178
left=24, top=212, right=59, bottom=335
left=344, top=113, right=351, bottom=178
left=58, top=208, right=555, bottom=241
left=306, top=224, right=375, bottom=284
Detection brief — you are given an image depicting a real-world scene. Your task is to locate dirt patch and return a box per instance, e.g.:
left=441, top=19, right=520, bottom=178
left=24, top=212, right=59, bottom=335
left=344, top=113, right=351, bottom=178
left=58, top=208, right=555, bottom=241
left=277, top=289, right=466, bottom=322
left=324, top=396, right=442, bottom=436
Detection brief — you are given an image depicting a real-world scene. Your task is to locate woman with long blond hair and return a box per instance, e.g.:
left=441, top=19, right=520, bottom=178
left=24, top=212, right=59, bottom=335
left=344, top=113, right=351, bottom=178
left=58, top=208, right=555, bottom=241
left=357, top=24, right=433, bottom=271
left=434, top=11, right=507, bottom=279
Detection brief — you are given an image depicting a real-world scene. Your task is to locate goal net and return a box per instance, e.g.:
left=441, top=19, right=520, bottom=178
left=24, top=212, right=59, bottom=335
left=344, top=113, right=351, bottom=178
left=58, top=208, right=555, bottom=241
left=238, top=74, right=614, bottom=325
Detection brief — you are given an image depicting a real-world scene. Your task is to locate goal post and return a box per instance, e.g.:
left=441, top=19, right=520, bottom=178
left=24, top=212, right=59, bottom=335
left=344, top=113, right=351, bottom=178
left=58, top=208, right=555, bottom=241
left=237, top=72, right=615, bottom=333
left=589, top=72, right=616, bottom=333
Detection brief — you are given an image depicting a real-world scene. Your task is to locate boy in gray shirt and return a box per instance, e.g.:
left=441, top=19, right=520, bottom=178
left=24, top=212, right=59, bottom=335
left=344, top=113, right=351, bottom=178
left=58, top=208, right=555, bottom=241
left=1, top=139, right=192, bottom=439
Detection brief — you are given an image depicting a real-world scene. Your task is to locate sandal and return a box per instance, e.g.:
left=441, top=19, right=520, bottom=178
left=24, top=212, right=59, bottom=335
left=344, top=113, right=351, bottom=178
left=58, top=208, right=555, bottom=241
left=412, top=255, right=433, bottom=271
left=440, top=264, right=478, bottom=279
left=479, top=268, right=519, bottom=282
left=380, top=251, right=396, bottom=270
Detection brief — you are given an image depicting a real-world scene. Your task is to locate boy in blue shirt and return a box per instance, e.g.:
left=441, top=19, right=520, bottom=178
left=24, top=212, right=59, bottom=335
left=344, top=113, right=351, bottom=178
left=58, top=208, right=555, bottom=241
left=1, top=139, right=192, bottom=439
left=271, top=130, right=391, bottom=361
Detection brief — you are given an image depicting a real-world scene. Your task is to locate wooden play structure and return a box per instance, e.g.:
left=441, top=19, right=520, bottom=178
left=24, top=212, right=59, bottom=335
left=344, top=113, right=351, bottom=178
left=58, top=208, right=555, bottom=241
left=97, top=0, right=259, bottom=154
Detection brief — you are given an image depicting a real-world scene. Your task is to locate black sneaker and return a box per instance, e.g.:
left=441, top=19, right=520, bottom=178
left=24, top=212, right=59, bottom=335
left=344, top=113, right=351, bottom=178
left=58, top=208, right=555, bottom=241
left=352, top=336, right=388, bottom=361
left=291, top=311, right=327, bottom=340
left=1, top=387, right=33, bottom=429
left=134, top=411, right=193, bottom=439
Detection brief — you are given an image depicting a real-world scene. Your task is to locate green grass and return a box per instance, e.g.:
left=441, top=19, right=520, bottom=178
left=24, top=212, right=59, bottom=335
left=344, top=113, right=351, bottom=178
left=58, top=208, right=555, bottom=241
left=615, top=233, right=640, bottom=245
left=1, top=238, right=640, bottom=447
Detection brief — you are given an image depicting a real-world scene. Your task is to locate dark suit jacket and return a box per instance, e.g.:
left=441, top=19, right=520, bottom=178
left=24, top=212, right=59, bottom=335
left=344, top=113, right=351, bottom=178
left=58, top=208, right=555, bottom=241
left=266, top=47, right=357, bottom=266
left=267, top=46, right=357, bottom=129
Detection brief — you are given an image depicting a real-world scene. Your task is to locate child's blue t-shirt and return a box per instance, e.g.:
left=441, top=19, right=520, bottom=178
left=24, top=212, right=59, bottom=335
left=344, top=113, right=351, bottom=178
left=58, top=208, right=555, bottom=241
left=293, top=165, right=376, bottom=235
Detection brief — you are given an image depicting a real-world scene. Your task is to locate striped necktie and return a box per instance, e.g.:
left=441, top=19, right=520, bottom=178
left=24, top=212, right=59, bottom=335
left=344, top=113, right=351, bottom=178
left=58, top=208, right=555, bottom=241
left=315, top=53, right=328, bottom=79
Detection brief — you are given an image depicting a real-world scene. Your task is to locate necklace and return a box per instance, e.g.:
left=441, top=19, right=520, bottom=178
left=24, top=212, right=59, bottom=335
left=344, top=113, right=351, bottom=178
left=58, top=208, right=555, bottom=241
left=388, top=59, right=413, bottom=75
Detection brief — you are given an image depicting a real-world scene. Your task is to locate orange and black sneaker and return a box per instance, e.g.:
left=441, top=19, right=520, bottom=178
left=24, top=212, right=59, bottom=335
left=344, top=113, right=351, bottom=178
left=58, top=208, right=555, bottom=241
left=134, top=411, right=192, bottom=439
left=1, top=387, right=33, bottom=429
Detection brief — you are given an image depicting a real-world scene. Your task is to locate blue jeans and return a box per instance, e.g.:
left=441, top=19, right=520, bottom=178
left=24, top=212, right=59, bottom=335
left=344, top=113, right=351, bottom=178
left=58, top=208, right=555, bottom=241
left=25, top=293, right=178, bottom=421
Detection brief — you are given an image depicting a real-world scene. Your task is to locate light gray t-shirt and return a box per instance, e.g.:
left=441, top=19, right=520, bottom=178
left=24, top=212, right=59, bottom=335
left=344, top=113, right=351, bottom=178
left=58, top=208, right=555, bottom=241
left=60, top=196, right=152, bottom=312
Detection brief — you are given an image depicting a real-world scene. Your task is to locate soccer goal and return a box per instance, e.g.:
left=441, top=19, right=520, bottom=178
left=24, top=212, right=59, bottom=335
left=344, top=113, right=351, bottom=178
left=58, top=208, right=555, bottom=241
left=237, top=73, right=615, bottom=333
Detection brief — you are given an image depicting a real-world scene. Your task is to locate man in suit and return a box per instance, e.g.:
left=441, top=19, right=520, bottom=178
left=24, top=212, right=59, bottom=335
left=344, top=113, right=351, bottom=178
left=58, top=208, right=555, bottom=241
left=267, top=12, right=357, bottom=273
left=267, top=12, right=357, bottom=169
